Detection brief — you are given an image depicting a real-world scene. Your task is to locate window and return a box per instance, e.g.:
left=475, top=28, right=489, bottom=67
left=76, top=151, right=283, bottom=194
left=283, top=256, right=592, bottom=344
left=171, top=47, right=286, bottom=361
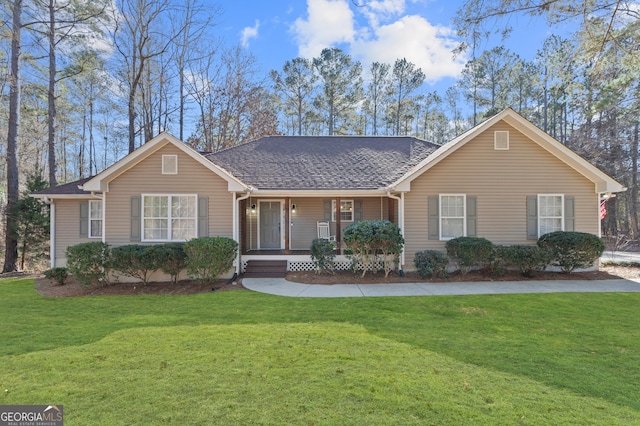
left=332, top=200, right=354, bottom=222
left=538, top=194, right=563, bottom=236
left=440, top=194, right=465, bottom=240
left=162, top=155, right=178, bottom=174
left=89, top=200, right=102, bottom=238
left=142, top=195, right=196, bottom=241
left=494, top=131, right=509, bottom=150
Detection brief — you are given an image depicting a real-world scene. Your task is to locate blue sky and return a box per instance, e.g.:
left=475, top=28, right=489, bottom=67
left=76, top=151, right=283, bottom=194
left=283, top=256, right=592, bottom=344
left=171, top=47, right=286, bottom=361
left=217, top=0, right=563, bottom=91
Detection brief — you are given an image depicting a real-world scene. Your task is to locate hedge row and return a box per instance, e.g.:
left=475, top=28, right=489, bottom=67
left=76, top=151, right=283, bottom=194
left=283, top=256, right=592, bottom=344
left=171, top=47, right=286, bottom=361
left=414, top=232, right=605, bottom=278
left=61, top=237, right=238, bottom=286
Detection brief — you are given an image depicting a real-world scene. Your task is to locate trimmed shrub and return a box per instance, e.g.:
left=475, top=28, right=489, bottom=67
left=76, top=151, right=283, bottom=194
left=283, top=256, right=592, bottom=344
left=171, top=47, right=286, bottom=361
left=538, top=231, right=605, bottom=273
left=445, top=237, right=494, bottom=275
left=184, top=237, right=238, bottom=284
left=66, top=242, right=111, bottom=287
left=343, top=220, right=404, bottom=277
left=111, top=245, right=158, bottom=285
left=44, top=267, right=68, bottom=286
left=495, top=245, right=552, bottom=277
left=414, top=250, right=449, bottom=278
left=310, top=238, right=335, bottom=274
left=147, top=243, right=186, bottom=284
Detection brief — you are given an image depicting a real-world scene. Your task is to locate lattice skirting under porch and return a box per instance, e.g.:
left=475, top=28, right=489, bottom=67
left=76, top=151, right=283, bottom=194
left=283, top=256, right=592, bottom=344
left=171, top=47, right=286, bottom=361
left=240, top=258, right=384, bottom=273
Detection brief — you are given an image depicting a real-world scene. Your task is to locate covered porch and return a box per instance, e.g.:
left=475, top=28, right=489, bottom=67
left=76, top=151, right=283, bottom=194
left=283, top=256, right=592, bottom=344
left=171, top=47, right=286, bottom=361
left=235, top=194, right=404, bottom=273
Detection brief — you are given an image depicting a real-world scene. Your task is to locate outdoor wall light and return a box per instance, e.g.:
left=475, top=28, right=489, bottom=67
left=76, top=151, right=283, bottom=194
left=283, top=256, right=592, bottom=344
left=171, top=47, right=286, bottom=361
left=291, top=204, right=297, bottom=213
left=251, top=204, right=256, bottom=213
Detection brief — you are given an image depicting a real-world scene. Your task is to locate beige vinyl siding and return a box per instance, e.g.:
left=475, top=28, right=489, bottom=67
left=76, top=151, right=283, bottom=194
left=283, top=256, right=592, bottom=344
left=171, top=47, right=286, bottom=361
left=53, top=199, right=94, bottom=267
left=289, top=198, right=324, bottom=250
left=106, top=143, right=232, bottom=246
left=404, top=121, right=599, bottom=270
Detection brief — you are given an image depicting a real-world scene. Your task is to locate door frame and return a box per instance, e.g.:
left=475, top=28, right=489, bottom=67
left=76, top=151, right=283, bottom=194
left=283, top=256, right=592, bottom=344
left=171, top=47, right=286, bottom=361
left=257, top=199, right=285, bottom=250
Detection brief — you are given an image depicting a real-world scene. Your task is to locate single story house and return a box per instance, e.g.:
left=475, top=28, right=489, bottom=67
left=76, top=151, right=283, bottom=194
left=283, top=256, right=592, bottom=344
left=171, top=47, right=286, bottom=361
left=33, top=108, right=625, bottom=278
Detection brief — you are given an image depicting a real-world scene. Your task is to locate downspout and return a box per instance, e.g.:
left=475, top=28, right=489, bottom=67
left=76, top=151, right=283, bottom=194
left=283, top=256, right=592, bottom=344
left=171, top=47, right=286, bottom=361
left=235, top=191, right=252, bottom=274
left=387, top=191, right=405, bottom=273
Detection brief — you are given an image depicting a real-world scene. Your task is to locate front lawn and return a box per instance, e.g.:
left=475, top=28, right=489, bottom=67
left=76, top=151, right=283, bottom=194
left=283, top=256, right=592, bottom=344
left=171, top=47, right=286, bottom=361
left=1, top=278, right=639, bottom=424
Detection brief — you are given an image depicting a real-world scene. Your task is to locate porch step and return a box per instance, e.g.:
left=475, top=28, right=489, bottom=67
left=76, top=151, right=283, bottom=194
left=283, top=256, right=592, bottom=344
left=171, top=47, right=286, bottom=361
left=243, top=260, right=288, bottom=278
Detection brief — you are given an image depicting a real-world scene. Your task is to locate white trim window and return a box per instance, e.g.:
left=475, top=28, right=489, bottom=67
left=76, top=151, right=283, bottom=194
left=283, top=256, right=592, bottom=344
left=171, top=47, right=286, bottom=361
left=538, top=194, right=563, bottom=236
left=142, top=194, right=196, bottom=241
left=332, top=199, right=354, bottom=222
left=89, top=200, right=102, bottom=238
left=440, top=194, right=465, bottom=240
left=162, top=155, right=178, bottom=175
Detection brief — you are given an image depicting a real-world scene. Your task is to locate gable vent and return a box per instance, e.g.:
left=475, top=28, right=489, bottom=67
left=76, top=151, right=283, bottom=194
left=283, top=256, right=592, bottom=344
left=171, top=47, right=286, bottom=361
left=494, top=131, right=509, bottom=150
left=162, top=155, right=178, bottom=174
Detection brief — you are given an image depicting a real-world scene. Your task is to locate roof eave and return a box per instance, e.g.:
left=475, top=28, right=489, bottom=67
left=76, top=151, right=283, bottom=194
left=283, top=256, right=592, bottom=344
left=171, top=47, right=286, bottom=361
left=246, top=188, right=391, bottom=197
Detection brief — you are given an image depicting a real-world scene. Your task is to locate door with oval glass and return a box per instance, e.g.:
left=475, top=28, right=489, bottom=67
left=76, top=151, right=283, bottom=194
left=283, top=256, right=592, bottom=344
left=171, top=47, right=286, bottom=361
left=259, top=201, right=282, bottom=249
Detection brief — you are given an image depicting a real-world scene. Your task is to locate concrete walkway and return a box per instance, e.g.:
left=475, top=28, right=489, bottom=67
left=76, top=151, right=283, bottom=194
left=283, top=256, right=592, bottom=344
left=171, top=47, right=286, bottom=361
left=242, top=251, right=640, bottom=298
left=602, top=251, right=640, bottom=264
left=243, top=277, right=640, bottom=298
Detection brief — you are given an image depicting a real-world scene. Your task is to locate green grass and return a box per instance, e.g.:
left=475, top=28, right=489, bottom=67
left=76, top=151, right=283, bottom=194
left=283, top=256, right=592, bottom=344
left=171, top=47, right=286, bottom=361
left=1, top=278, right=640, bottom=425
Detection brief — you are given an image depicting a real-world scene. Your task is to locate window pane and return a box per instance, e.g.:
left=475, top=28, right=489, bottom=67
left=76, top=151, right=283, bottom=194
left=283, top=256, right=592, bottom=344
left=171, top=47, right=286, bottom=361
left=90, top=221, right=102, bottom=237
left=441, top=196, right=464, bottom=217
left=333, top=200, right=354, bottom=221
left=172, top=196, right=196, bottom=218
left=540, top=218, right=562, bottom=236
left=90, top=201, right=102, bottom=219
left=144, top=196, right=168, bottom=218
left=540, top=196, right=562, bottom=216
left=172, top=219, right=196, bottom=240
left=144, top=218, right=168, bottom=240
left=442, top=218, right=464, bottom=239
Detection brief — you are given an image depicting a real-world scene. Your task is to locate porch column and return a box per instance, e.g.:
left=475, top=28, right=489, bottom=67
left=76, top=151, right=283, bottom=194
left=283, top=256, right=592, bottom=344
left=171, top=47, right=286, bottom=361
left=284, top=197, right=290, bottom=254
left=335, top=196, right=341, bottom=254
left=388, top=198, right=396, bottom=223
left=240, top=199, right=247, bottom=255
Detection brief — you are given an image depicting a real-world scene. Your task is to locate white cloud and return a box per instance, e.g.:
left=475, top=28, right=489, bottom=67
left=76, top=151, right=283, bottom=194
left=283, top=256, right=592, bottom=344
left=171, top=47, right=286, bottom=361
left=241, top=20, right=260, bottom=48
left=291, top=0, right=356, bottom=58
left=290, top=0, right=465, bottom=82
left=352, top=15, right=466, bottom=82
left=360, top=0, right=407, bottom=27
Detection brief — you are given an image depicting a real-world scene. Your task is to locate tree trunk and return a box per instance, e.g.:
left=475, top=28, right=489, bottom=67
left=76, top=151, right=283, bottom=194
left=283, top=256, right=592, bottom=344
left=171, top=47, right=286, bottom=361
left=630, top=120, right=639, bottom=240
left=4, top=0, right=22, bottom=273
left=47, top=0, right=57, bottom=186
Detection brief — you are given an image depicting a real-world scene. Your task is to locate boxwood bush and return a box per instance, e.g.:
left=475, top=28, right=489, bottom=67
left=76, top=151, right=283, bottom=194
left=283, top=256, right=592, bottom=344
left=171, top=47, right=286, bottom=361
left=537, top=231, right=605, bottom=273
left=413, top=250, right=449, bottom=278
left=44, top=267, right=69, bottom=286
left=445, top=237, right=494, bottom=275
left=147, top=243, right=186, bottom=284
left=110, top=245, right=158, bottom=285
left=184, top=237, right=238, bottom=284
left=65, top=241, right=111, bottom=287
left=310, top=238, right=335, bottom=274
left=495, top=245, right=552, bottom=277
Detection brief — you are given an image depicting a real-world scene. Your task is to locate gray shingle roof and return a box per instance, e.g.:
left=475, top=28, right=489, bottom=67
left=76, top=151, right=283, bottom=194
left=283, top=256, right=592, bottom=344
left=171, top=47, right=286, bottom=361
left=206, top=136, right=439, bottom=190
left=33, top=176, right=94, bottom=195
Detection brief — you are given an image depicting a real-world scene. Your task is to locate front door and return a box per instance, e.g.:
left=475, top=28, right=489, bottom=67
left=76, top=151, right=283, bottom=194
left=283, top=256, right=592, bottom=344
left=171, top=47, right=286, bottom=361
left=260, top=201, right=281, bottom=249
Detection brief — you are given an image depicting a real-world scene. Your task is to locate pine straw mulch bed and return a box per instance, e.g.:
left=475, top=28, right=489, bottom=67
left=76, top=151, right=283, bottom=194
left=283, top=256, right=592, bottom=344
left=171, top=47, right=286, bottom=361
left=285, top=264, right=640, bottom=285
left=4, top=264, right=635, bottom=298
left=32, top=275, right=244, bottom=298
